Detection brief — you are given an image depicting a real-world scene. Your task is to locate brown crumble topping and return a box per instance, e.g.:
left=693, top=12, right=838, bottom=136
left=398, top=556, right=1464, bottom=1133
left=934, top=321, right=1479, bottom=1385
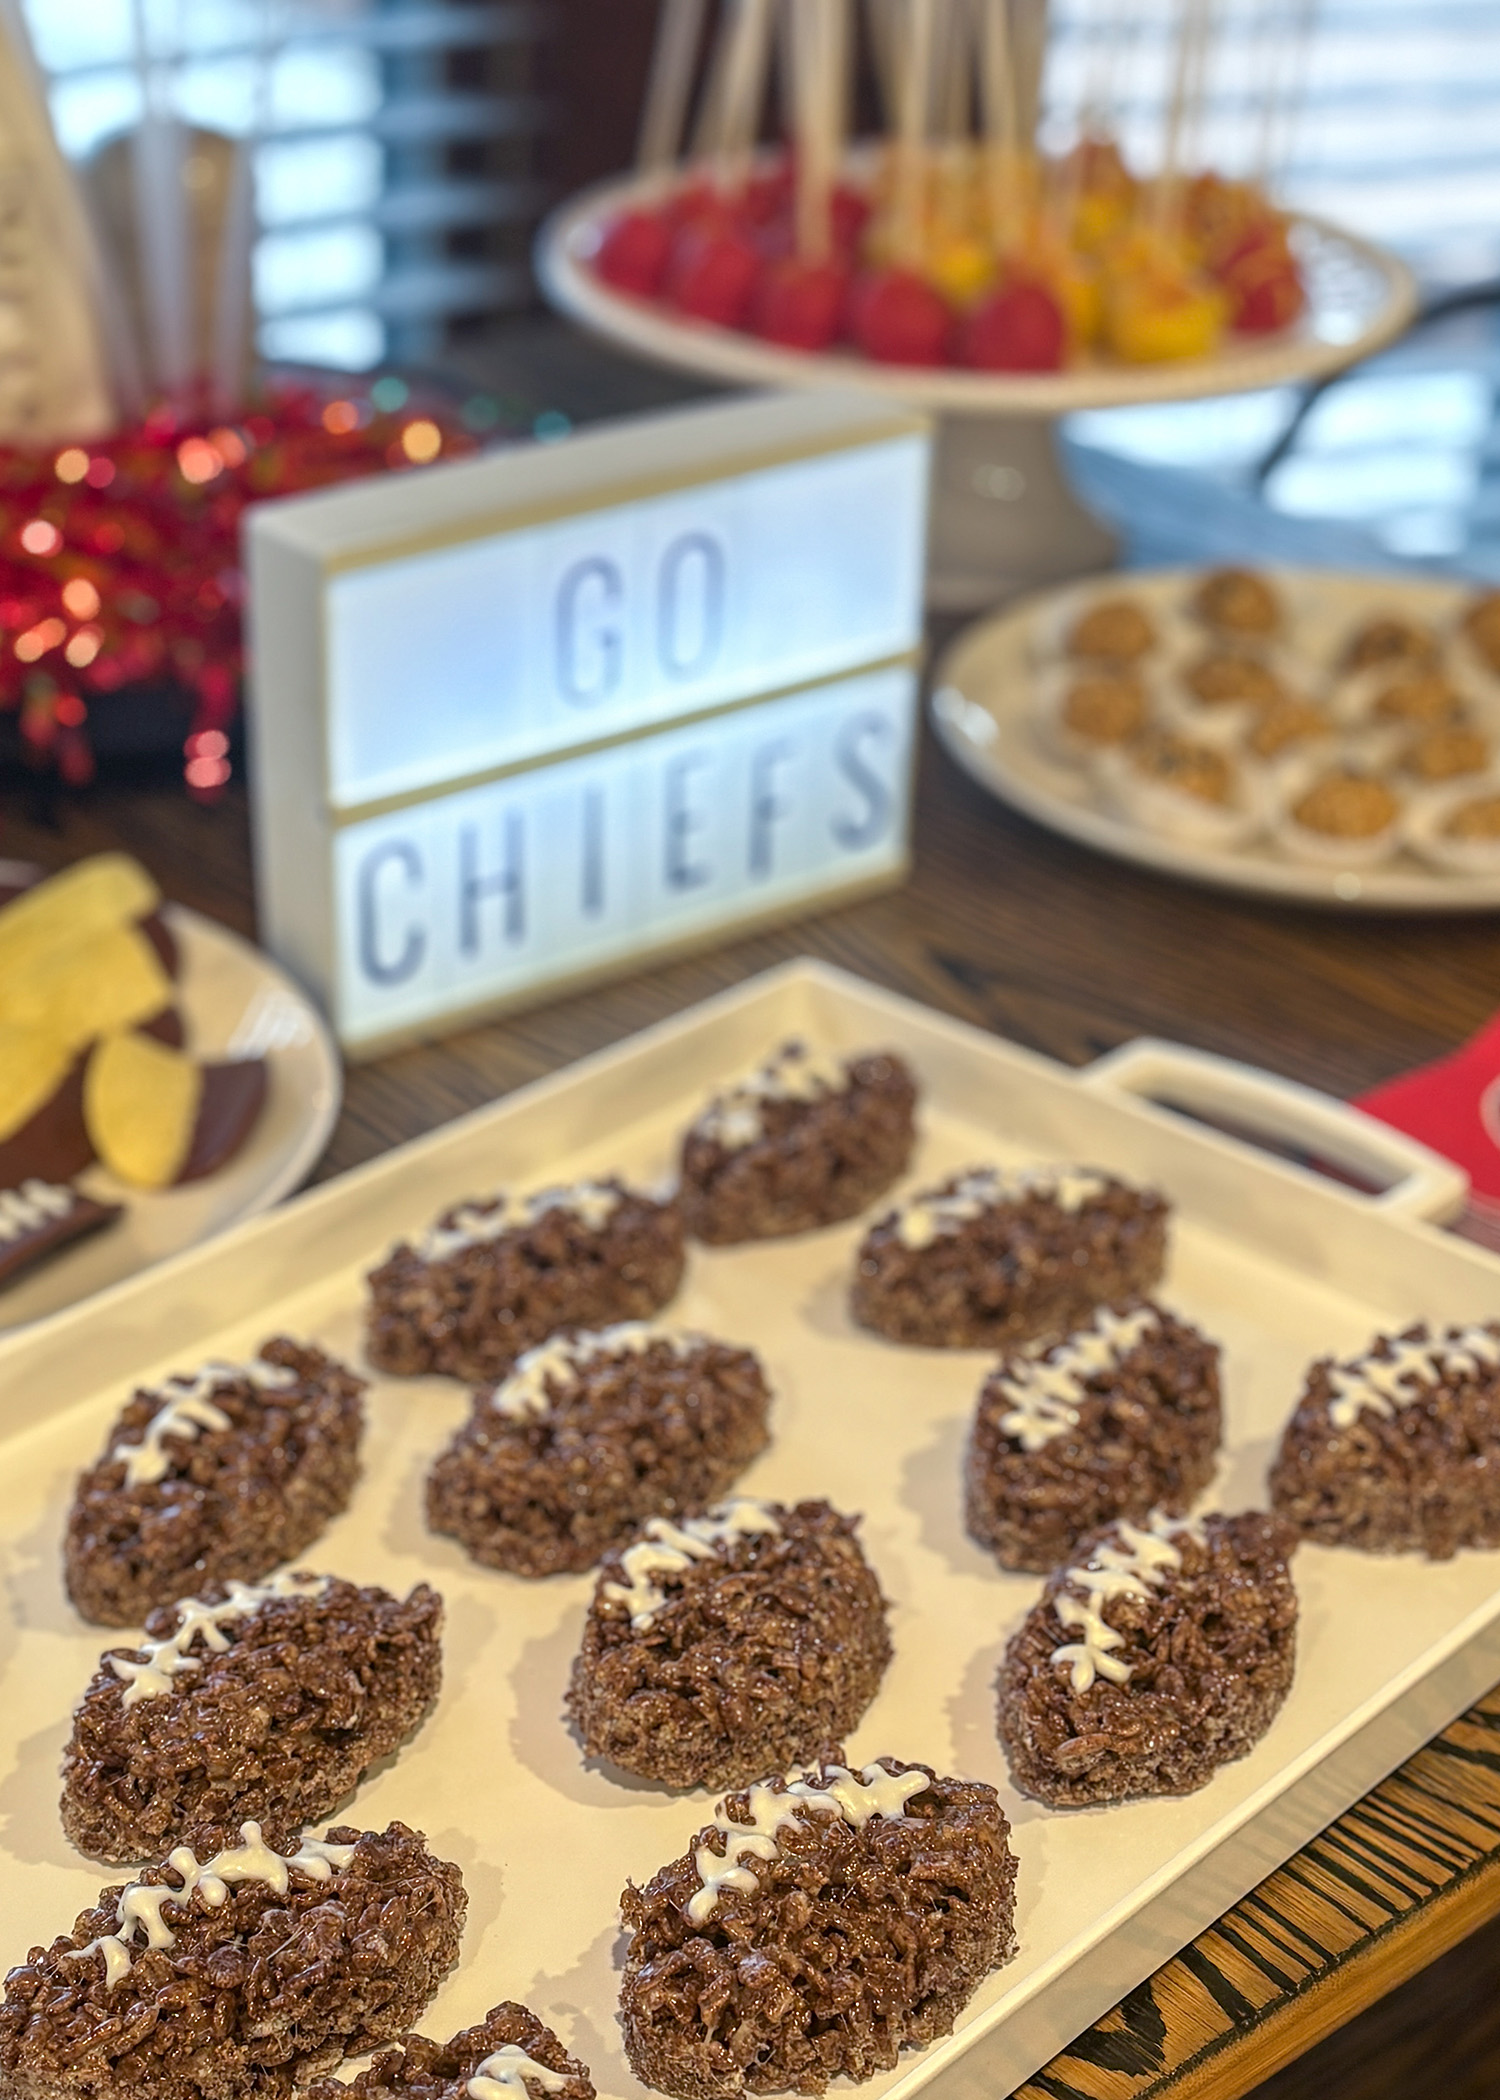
left=1444, top=793, right=1500, bottom=842
left=1342, top=615, right=1439, bottom=672
left=1067, top=597, right=1156, bottom=662
left=1291, top=770, right=1400, bottom=840
left=1061, top=671, right=1148, bottom=745
left=1372, top=671, right=1465, bottom=725
left=1183, top=652, right=1285, bottom=708
left=1402, top=725, right=1491, bottom=781
left=1129, top=729, right=1236, bottom=806
left=1192, top=567, right=1281, bottom=637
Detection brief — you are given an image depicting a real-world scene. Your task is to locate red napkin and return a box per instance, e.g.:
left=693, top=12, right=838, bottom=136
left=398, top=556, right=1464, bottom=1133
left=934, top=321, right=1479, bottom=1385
left=1357, top=1012, right=1500, bottom=1205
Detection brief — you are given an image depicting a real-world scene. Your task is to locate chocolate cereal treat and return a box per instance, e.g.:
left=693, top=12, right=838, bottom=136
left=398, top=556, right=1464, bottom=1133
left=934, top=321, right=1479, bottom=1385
left=965, top=1302, right=1221, bottom=1573
left=998, top=1509, right=1298, bottom=1807
left=426, top=1326, right=772, bottom=1577
left=568, top=1498, right=890, bottom=1789
left=852, top=1165, right=1168, bottom=1351
left=678, top=1042, right=916, bottom=1244
left=0, top=1821, right=465, bottom=2100
left=307, top=2004, right=594, bottom=2100
left=61, top=1573, right=443, bottom=1864
left=620, top=1757, right=1017, bottom=2099
left=1270, top=1322, right=1500, bottom=1559
left=1192, top=567, right=1281, bottom=639
left=0, top=1177, right=120, bottom=1291
left=65, top=1341, right=365, bottom=1627
left=366, top=1178, right=684, bottom=1385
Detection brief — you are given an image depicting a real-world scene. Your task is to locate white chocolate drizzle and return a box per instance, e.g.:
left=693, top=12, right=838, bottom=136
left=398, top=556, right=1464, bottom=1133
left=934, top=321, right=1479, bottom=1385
left=111, top=1360, right=298, bottom=1488
left=1326, top=1324, right=1500, bottom=1430
left=0, top=1177, right=75, bottom=1242
left=64, top=1821, right=358, bottom=1990
left=491, top=1324, right=694, bottom=1420
left=695, top=1040, right=847, bottom=1151
left=602, top=1500, right=783, bottom=1629
left=996, top=1306, right=1160, bottom=1451
left=893, top=1166, right=1109, bottom=1252
left=467, top=2047, right=571, bottom=2100
left=417, top=1180, right=623, bottom=1262
left=1051, top=1509, right=1207, bottom=1694
left=107, top=1572, right=332, bottom=1706
left=689, top=1762, right=930, bottom=1923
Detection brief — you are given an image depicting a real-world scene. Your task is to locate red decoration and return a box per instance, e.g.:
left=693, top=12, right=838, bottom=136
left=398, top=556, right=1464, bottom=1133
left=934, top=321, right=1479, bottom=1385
left=663, top=222, right=763, bottom=327
left=959, top=279, right=1069, bottom=371
left=749, top=257, right=848, bottom=350
left=846, top=268, right=953, bottom=366
left=596, top=209, right=674, bottom=296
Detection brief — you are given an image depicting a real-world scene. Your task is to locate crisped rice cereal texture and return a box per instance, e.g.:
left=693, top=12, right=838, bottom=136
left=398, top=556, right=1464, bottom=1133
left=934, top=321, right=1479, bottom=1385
left=619, top=1758, right=1017, bottom=2099
left=305, top=2002, right=594, bottom=2100
left=965, top=1306, right=1221, bottom=1573
left=427, top=1337, right=772, bottom=1577
left=0, top=1822, right=466, bottom=2100
left=998, top=1511, right=1298, bottom=1807
left=64, top=1341, right=365, bottom=1628
left=568, top=1500, right=890, bottom=1789
left=61, top=1578, right=443, bottom=1864
left=851, top=1172, right=1168, bottom=1350
left=366, top=1183, right=685, bottom=1384
left=1269, top=1322, right=1500, bottom=1558
left=679, top=1052, right=916, bottom=1244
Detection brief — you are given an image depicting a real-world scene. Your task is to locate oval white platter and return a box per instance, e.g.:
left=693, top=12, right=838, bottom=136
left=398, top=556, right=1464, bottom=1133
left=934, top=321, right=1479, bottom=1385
left=537, top=170, right=1418, bottom=417
left=929, top=567, right=1500, bottom=913
left=0, top=880, right=342, bottom=1330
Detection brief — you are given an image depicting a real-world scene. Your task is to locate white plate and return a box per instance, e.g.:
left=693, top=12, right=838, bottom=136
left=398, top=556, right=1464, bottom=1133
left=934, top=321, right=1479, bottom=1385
left=0, top=884, right=342, bottom=1330
left=1, top=959, right=1495, bottom=2100
left=537, top=173, right=1417, bottom=417
left=930, top=567, right=1500, bottom=911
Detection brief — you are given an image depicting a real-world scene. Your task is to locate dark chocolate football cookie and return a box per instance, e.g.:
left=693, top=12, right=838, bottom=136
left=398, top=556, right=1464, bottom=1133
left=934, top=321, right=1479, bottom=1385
left=65, top=1340, right=365, bottom=1627
left=965, top=1302, right=1221, bottom=1572
left=0, top=1821, right=466, bottom=2100
left=305, top=2002, right=594, bottom=2100
left=568, top=1497, right=891, bottom=1788
left=0, top=1178, right=120, bottom=1291
left=619, top=1757, right=1017, bottom=2099
left=678, top=1042, right=917, bottom=1243
left=62, top=1573, right=444, bottom=1863
left=426, top=1326, right=773, bottom=1577
left=366, top=1178, right=685, bottom=1384
left=998, top=1509, right=1298, bottom=1807
left=1270, top=1321, right=1500, bottom=1558
left=851, top=1164, right=1169, bottom=1350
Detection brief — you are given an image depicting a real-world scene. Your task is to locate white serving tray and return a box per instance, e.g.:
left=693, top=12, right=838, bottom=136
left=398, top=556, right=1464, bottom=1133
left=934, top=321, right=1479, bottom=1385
left=0, top=960, right=1494, bottom=2100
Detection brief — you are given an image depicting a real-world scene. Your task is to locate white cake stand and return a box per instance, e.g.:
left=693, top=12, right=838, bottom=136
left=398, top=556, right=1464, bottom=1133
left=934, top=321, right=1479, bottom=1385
left=537, top=172, right=1419, bottom=607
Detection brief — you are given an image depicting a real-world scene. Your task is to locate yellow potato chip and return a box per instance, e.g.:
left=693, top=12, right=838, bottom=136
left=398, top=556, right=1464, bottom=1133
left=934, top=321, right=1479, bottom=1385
left=0, top=853, right=159, bottom=980
left=0, top=1023, right=76, bottom=1144
left=84, top=1031, right=202, bottom=1189
left=0, top=923, right=171, bottom=1051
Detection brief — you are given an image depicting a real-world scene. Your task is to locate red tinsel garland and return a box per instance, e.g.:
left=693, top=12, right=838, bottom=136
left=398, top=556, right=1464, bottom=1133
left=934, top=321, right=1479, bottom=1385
left=0, top=384, right=479, bottom=799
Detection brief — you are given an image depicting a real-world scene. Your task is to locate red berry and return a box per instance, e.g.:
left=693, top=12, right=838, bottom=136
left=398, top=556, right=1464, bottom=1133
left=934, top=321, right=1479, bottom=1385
left=595, top=210, right=673, bottom=297
left=750, top=258, right=848, bottom=350
left=847, top=269, right=953, bottom=366
left=664, top=223, right=763, bottom=327
left=959, top=279, right=1068, bottom=371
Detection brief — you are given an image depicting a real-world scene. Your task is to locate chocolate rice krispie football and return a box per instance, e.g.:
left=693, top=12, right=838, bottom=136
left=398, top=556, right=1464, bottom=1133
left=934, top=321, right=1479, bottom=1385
left=366, top=1177, right=685, bottom=1385
left=619, top=1757, right=1017, bottom=2100
left=1269, top=1321, right=1500, bottom=1558
left=998, top=1509, right=1298, bottom=1807
left=427, top=1326, right=773, bottom=1578
left=0, top=1820, right=465, bottom=2100
left=567, top=1497, right=890, bottom=1790
left=61, top=1573, right=443, bottom=1864
left=306, top=2003, right=594, bottom=2100
left=851, top=1165, right=1169, bottom=1351
left=678, top=1041, right=917, bottom=1244
left=65, top=1341, right=365, bottom=1627
left=965, top=1302, right=1222, bottom=1573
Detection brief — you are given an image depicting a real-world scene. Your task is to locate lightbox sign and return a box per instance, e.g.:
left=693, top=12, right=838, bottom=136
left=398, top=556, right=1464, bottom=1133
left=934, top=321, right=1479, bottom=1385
left=248, top=389, right=929, bottom=1054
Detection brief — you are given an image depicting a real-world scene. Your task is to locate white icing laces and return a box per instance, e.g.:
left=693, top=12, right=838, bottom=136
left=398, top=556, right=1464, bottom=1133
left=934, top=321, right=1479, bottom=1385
left=0, top=1178, right=75, bottom=1243
left=996, top=1306, right=1160, bottom=1451
left=695, top=1040, right=847, bottom=1152
left=467, top=2047, right=571, bottom=2100
left=602, top=1500, right=783, bottom=1629
left=689, top=1762, right=929, bottom=1923
left=1051, top=1510, right=1206, bottom=1694
left=491, top=1324, right=693, bottom=1419
left=111, top=1359, right=298, bottom=1489
left=1326, top=1324, right=1500, bottom=1430
left=64, top=1821, right=357, bottom=1990
left=107, top=1572, right=332, bottom=1706
left=893, top=1165, right=1109, bottom=1252
left=417, top=1180, right=622, bottom=1263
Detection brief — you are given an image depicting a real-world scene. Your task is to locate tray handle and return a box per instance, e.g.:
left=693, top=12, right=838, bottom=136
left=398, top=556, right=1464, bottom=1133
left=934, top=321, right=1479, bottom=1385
left=1080, top=1037, right=1469, bottom=1224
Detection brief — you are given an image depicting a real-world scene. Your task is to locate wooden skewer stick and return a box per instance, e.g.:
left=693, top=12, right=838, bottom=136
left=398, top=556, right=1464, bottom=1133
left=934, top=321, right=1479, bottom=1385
left=980, top=0, right=1022, bottom=253
left=638, top=0, right=709, bottom=175
left=891, top=0, right=937, bottom=268
left=1151, top=0, right=1210, bottom=234
left=713, top=0, right=776, bottom=193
